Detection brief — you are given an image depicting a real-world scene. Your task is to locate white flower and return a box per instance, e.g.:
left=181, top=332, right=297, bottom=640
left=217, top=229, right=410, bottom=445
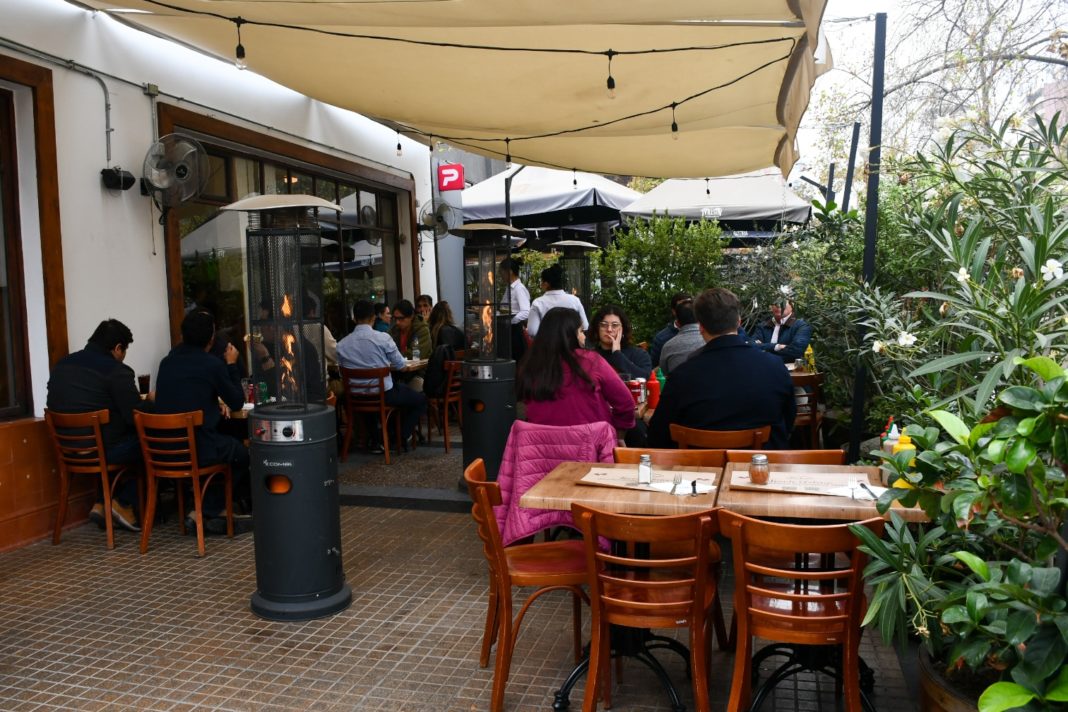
left=954, top=267, right=969, bottom=283
left=897, top=332, right=917, bottom=348
left=1041, top=258, right=1063, bottom=282
left=778, top=284, right=793, bottom=297
left=791, top=241, right=799, bottom=249
left=872, top=340, right=884, bottom=353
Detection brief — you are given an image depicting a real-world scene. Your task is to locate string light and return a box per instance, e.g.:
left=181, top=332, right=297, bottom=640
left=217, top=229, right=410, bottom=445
left=396, top=131, right=402, bottom=157
left=605, top=49, right=616, bottom=99
left=705, top=177, right=711, bottom=196
left=572, top=168, right=577, bottom=188
left=505, top=138, right=512, bottom=168
left=670, top=103, right=679, bottom=141
left=234, top=17, right=247, bottom=70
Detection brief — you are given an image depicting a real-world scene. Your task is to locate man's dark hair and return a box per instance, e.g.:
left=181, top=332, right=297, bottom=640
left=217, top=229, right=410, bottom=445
left=694, top=287, right=740, bottom=336
left=353, top=300, right=376, bottom=322
left=500, top=257, right=521, bottom=276
left=676, top=302, right=697, bottom=326
left=392, top=299, right=415, bottom=318
left=541, top=264, right=564, bottom=290
left=87, top=319, right=133, bottom=352
left=416, top=294, right=433, bottom=309
left=373, top=302, right=389, bottom=318
left=180, top=310, right=216, bottom=348
left=670, top=292, right=693, bottom=313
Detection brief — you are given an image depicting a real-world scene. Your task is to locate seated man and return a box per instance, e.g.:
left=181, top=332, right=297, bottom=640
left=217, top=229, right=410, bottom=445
left=155, top=310, right=251, bottom=531
left=648, top=287, right=795, bottom=449
left=649, top=292, right=692, bottom=368
left=338, top=299, right=427, bottom=449
left=46, top=319, right=143, bottom=531
left=658, top=301, right=704, bottom=377
left=752, top=299, right=812, bottom=363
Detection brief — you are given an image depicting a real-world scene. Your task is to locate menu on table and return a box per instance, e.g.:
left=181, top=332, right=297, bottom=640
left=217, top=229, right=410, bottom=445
left=579, top=466, right=717, bottom=493
left=730, top=468, right=874, bottom=496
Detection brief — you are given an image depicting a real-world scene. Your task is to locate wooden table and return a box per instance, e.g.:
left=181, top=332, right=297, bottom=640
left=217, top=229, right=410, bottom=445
left=717, top=461, right=926, bottom=522
left=395, top=358, right=428, bottom=373
left=519, top=462, right=721, bottom=516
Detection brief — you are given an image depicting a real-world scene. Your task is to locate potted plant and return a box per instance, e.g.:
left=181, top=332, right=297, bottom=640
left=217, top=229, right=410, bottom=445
left=852, top=356, right=1068, bottom=712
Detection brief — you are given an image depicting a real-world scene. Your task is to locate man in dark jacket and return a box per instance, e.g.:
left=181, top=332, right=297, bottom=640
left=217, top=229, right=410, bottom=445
left=155, top=310, right=250, bottom=528
left=752, top=300, right=813, bottom=363
left=47, top=319, right=143, bottom=531
left=648, top=288, right=795, bottom=449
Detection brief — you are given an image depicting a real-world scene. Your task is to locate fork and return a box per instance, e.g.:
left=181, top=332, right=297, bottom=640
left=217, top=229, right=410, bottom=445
left=847, top=476, right=858, bottom=500
left=669, top=474, right=682, bottom=495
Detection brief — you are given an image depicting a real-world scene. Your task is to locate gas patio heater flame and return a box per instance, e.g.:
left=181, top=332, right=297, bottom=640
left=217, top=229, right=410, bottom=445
left=480, top=270, right=494, bottom=357
left=280, top=294, right=293, bottom=318
left=280, top=332, right=298, bottom=401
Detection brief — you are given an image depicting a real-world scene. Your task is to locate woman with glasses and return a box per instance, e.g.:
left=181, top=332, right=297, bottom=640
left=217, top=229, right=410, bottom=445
left=517, top=307, right=635, bottom=436
left=389, top=299, right=432, bottom=392
left=587, top=305, right=652, bottom=380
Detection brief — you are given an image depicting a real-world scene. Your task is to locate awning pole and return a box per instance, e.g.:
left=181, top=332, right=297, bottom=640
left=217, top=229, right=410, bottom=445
left=841, top=122, right=862, bottom=212
left=504, top=165, right=526, bottom=227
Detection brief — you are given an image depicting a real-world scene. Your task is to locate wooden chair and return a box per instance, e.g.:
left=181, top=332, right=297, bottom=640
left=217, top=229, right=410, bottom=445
left=339, top=366, right=402, bottom=464
left=725, top=448, right=846, bottom=465
left=670, top=424, right=771, bottom=450
left=792, top=372, right=825, bottom=448
left=426, top=360, right=463, bottom=453
left=463, top=459, right=588, bottom=712
left=573, top=503, right=720, bottom=712
left=45, top=409, right=142, bottom=550
left=614, top=447, right=726, bottom=468
left=718, top=510, right=884, bottom=712
left=134, top=410, right=234, bottom=558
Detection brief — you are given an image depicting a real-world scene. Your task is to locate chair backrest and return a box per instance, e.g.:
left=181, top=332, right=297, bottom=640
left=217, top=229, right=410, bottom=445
left=718, top=510, right=884, bottom=643
left=463, top=459, right=508, bottom=580
left=792, top=372, right=824, bottom=414
left=45, top=409, right=111, bottom=474
left=670, top=424, right=771, bottom=450
left=443, top=360, right=463, bottom=401
left=340, top=366, right=390, bottom=414
left=573, top=503, right=718, bottom=629
left=613, top=447, right=726, bottom=468
left=724, top=449, right=846, bottom=465
left=134, top=410, right=204, bottom=478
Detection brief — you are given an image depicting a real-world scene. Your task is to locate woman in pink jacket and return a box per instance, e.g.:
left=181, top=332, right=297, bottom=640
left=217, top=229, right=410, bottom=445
left=517, top=307, right=636, bottom=438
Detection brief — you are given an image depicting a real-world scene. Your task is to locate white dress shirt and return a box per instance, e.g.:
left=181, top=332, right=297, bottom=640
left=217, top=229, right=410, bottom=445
left=526, top=290, right=589, bottom=338
left=503, top=279, right=531, bottom=324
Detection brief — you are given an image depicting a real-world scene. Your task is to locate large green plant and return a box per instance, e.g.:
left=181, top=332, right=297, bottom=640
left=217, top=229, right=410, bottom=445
left=853, top=356, right=1068, bottom=712
left=593, top=216, right=724, bottom=342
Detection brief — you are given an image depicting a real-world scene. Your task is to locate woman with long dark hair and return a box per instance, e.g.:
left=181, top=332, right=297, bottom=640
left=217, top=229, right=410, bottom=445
left=587, top=304, right=652, bottom=379
left=428, top=301, right=464, bottom=351
left=517, top=307, right=634, bottom=434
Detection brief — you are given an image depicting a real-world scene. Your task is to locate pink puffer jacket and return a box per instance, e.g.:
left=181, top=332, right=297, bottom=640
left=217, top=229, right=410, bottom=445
left=494, top=419, right=617, bottom=546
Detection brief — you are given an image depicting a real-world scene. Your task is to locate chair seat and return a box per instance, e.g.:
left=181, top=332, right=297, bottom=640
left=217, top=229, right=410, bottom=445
left=505, top=539, right=587, bottom=586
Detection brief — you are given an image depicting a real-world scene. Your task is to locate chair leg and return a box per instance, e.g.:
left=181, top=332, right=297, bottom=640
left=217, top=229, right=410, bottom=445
left=480, top=580, right=500, bottom=668
left=340, top=407, right=354, bottom=462
left=380, top=410, right=391, bottom=465
left=224, top=467, right=234, bottom=538
left=100, top=472, right=116, bottom=550
left=139, top=475, right=159, bottom=555
left=177, top=484, right=187, bottom=535
left=52, top=471, right=71, bottom=545
left=711, top=587, right=731, bottom=651
left=489, top=596, right=514, bottom=712
left=190, top=475, right=206, bottom=557
left=442, top=401, right=452, bottom=454
left=727, top=630, right=753, bottom=712
left=843, top=636, right=863, bottom=711
left=571, top=590, right=583, bottom=664
left=582, top=620, right=607, bottom=712
left=691, top=618, right=711, bottom=712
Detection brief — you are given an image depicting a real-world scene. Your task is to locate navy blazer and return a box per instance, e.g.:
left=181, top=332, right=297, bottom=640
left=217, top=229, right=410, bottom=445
left=752, top=316, right=813, bottom=362
left=647, top=333, right=795, bottom=449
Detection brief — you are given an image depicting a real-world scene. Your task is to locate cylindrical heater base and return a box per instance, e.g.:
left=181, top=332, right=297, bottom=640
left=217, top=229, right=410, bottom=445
left=461, top=359, right=516, bottom=481
left=248, top=404, right=351, bottom=621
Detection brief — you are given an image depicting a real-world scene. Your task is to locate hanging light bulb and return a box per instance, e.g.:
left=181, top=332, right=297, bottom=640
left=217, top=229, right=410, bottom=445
left=670, top=103, right=679, bottom=141
left=605, top=50, right=616, bottom=99
left=705, top=178, right=711, bottom=196
left=572, top=168, right=578, bottom=189
left=396, top=131, right=403, bottom=157
left=505, top=138, right=512, bottom=169
left=234, top=18, right=247, bottom=70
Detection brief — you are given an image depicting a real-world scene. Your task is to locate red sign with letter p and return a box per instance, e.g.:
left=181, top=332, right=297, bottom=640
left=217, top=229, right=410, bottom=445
left=437, top=163, right=464, bottom=192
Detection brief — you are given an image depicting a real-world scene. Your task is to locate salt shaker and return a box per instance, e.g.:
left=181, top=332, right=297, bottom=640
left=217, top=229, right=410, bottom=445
left=749, top=453, right=770, bottom=485
left=638, top=454, right=652, bottom=485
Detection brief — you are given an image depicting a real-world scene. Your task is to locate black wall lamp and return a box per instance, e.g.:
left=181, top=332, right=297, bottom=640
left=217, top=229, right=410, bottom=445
left=100, top=167, right=136, bottom=191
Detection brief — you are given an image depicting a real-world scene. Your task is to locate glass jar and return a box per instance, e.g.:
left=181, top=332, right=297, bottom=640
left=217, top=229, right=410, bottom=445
left=749, top=453, right=770, bottom=485
left=638, top=454, right=652, bottom=485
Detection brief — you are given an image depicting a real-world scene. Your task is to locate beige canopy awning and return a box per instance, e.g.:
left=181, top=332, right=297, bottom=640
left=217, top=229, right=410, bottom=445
left=77, top=0, right=830, bottom=178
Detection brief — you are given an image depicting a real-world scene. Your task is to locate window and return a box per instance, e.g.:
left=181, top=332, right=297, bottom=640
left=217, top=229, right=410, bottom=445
left=0, top=89, right=30, bottom=417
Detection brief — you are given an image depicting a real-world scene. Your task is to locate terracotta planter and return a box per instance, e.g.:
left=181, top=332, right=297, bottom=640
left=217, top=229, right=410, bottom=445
left=918, top=648, right=980, bottom=712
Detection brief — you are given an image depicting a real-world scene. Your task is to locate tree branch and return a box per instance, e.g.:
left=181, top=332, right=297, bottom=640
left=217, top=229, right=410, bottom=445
left=885, top=53, right=1068, bottom=99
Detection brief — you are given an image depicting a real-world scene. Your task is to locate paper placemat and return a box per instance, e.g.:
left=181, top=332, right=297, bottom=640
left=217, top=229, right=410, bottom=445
left=730, top=468, right=874, bottom=495
left=579, top=467, right=717, bottom=493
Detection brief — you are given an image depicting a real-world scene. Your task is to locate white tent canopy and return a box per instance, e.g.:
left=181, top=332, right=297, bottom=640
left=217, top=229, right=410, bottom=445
left=78, top=1, right=829, bottom=178
left=462, top=165, right=640, bottom=227
left=621, top=168, right=811, bottom=224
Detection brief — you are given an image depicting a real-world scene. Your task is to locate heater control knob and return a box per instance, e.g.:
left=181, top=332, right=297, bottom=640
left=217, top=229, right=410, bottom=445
left=254, top=427, right=266, bottom=437
left=282, top=426, right=295, bottom=438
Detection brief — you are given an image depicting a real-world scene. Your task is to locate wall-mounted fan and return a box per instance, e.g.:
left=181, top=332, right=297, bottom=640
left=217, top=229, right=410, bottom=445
left=142, top=134, right=210, bottom=221
left=359, top=204, right=377, bottom=226
left=418, top=202, right=458, bottom=239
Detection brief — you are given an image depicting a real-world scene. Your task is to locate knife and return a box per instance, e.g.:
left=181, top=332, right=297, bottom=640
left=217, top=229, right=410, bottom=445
left=858, top=482, right=879, bottom=500
left=690, top=480, right=698, bottom=497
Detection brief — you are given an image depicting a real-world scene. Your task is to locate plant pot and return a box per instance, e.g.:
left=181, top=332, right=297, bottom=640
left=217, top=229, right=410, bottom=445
left=918, top=647, right=980, bottom=712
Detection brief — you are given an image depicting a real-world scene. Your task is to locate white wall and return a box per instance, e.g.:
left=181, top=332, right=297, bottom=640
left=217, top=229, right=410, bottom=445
left=0, top=0, right=432, bottom=415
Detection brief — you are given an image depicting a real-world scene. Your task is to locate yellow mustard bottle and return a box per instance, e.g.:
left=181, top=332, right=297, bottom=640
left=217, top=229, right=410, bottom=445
left=804, top=344, right=816, bottom=371
left=891, top=433, right=917, bottom=488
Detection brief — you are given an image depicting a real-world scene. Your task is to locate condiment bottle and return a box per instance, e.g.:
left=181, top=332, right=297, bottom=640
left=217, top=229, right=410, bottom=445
left=883, top=423, right=900, bottom=454
left=638, top=454, right=652, bottom=485
left=805, top=344, right=816, bottom=371
left=748, top=453, right=770, bottom=485
left=892, top=433, right=916, bottom=466
left=646, top=375, right=661, bottom=409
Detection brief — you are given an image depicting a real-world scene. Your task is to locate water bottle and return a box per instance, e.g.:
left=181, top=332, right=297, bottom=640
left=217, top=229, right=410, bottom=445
left=638, top=454, right=652, bottom=485
left=411, top=336, right=421, bottom=361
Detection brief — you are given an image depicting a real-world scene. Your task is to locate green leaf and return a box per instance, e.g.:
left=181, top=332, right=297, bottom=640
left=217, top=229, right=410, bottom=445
left=929, top=409, right=971, bottom=446
left=1000, top=386, right=1046, bottom=413
left=966, top=590, right=989, bottom=623
left=952, top=551, right=990, bottom=581
left=1029, top=567, right=1061, bottom=596
left=1053, top=428, right=1068, bottom=463
left=1014, top=355, right=1065, bottom=381
left=942, top=605, right=971, bottom=625
left=978, top=682, right=1035, bottom=712
left=1013, top=625, right=1068, bottom=693
left=1047, top=666, right=1068, bottom=702
left=1005, top=438, right=1037, bottom=474
left=1016, top=417, right=1037, bottom=436
left=985, top=438, right=1007, bottom=464
left=910, top=351, right=992, bottom=378
left=1005, top=610, right=1036, bottom=645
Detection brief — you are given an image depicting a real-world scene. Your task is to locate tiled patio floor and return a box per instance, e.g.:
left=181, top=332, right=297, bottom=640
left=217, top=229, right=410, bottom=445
left=0, top=505, right=914, bottom=711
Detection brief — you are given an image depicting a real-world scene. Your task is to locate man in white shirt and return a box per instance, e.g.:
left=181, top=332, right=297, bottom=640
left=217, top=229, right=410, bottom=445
left=499, top=257, right=531, bottom=361
left=526, top=264, right=588, bottom=339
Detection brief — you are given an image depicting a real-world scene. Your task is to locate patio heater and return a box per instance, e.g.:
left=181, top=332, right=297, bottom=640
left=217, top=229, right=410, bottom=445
left=454, top=223, right=524, bottom=481
left=222, top=194, right=351, bottom=621
left=550, top=239, right=599, bottom=318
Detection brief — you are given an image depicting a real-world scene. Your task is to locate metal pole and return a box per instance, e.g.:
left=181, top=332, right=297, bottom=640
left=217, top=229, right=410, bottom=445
left=848, top=12, right=886, bottom=463
left=826, top=163, right=836, bottom=206
left=841, top=122, right=862, bottom=212
left=503, top=165, right=526, bottom=227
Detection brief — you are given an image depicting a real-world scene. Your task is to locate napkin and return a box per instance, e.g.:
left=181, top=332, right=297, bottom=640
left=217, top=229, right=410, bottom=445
left=648, top=481, right=715, bottom=496
left=241, top=403, right=254, bottom=411
left=825, top=484, right=888, bottom=500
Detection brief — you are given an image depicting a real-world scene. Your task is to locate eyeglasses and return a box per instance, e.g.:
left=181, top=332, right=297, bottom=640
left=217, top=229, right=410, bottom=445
left=598, top=321, right=623, bottom=330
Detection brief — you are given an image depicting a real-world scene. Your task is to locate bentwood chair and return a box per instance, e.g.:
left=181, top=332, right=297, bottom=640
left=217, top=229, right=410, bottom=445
left=464, top=459, right=588, bottom=712
left=792, top=372, right=826, bottom=448
left=573, top=504, right=721, bottom=712
left=718, top=510, right=884, bottom=712
left=725, top=448, right=846, bottom=465
left=614, top=447, right=726, bottom=468
left=134, top=411, right=234, bottom=558
left=670, top=424, right=771, bottom=450
left=46, top=409, right=143, bottom=550
left=339, top=366, right=402, bottom=464
left=426, top=360, right=463, bottom=453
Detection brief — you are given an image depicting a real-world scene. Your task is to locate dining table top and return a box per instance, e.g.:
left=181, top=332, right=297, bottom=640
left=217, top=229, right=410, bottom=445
left=395, top=358, right=428, bottom=373
left=519, top=460, right=927, bottom=522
